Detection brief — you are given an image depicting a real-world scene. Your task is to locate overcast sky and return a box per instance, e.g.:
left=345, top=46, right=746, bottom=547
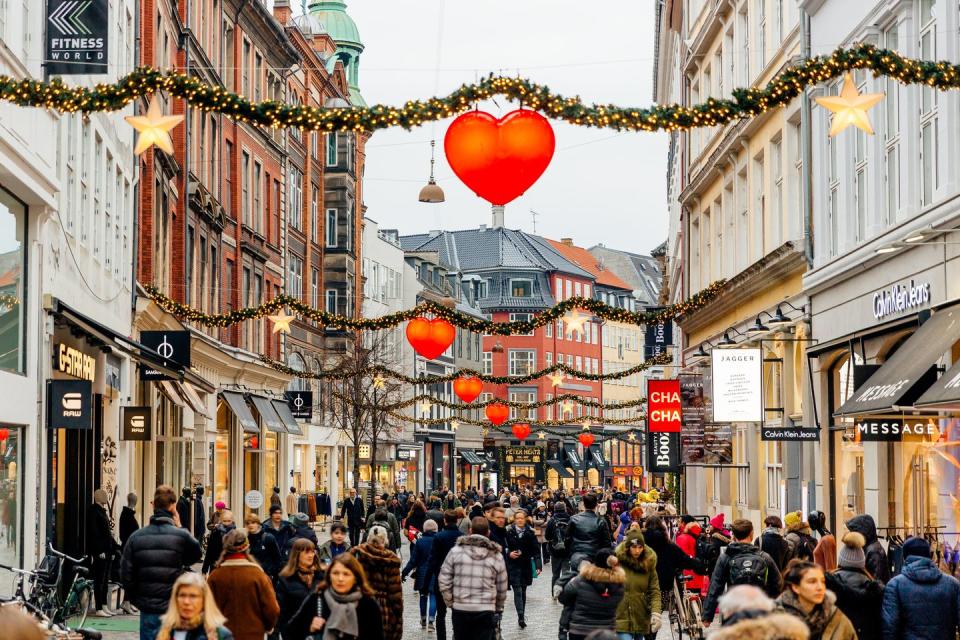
left=300, top=0, right=668, bottom=255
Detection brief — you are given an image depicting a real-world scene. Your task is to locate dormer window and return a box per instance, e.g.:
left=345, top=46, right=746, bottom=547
left=510, top=279, right=533, bottom=297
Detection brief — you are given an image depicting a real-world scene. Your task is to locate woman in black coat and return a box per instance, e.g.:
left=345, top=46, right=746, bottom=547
left=286, top=554, right=384, bottom=640
left=406, top=501, right=427, bottom=535
left=826, top=531, right=885, bottom=639
left=505, top=509, right=542, bottom=628
left=275, top=539, right=323, bottom=637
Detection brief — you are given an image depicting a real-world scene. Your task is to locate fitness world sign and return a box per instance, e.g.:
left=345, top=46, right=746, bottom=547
left=873, top=280, right=931, bottom=320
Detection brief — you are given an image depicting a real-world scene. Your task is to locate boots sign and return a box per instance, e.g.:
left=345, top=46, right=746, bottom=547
left=647, top=431, right=680, bottom=474
left=648, top=379, right=682, bottom=432
left=46, top=0, right=109, bottom=75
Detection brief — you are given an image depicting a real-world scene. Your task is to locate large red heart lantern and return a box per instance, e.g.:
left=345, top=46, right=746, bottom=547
left=578, top=432, right=595, bottom=448
left=512, top=423, right=531, bottom=441
left=485, top=402, right=510, bottom=426
left=444, top=109, right=555, bottom=206
left=406, top=317, right=456, bottom=360
left=0, top=428, right=8, bottom=442
left=453, top=376, right=483, bottom=403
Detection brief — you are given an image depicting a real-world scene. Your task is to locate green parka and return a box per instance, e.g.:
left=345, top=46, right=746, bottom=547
left=614, top=529, right=662, bottom=635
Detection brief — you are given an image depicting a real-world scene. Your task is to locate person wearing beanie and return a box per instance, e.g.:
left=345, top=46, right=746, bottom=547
left=559, top=547, right=626, bottom=640
left=546, top=500, right=572, bottom=592
left=207, top=529, right=280, bottom=640
left=614, top=528, right=661, bottom=638
left=86, top=487, right=119, bottom=617
left=882, top=534, right=960, bottom=638
left=402, top=517, right=439, bottom=630
left=784, top=511, right=817, bottom=562
left=826, top=531, right=884, bottom=639
left=350, top=525, right=404, bottom=640
left=846, top=513, right=891, bottom=582
left=283, top=511, right=318, bottom=556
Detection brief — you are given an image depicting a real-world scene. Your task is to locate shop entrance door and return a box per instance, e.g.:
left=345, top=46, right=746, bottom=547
left=51, top=394, right=102, bottom=559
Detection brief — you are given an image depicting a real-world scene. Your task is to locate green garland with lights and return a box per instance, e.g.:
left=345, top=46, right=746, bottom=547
left=383, top=409, right=644, bottom=429
left=367, top=393, right=646, bottom=412
left=0, top=293, right=19, bottom=309
left=145, top=285, right=722, bottom=333
left=0, top=44, right=953, bottom=132
left=260, top=352, right=671, bottom=384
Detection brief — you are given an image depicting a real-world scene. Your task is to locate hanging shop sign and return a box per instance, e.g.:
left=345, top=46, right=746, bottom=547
left=680, top=374, right=706, bottom=463
left=854, top=417, right=938, bottom=442
left=54, top=342, right=97, bottom=382
left=46, top=0, right=109, bottom=75
left=611, top=466, right=644, bottom=477
left=244, top=490, right=264, bottom=509
left=140, top=330, right=191, bottom=380
left=646, top=431, right=681, bottom=474
left=873, top=280, right=931, bottom=321
left=121, top=406, right=152, bottom=441
left=703, top=423, right=734, bottom=464
left=644, top=311, right=673, bottom=359
left=504, top=446, right=542, bottom=464
left=285, top=390, right=313, bottom=420
left=47, top=379, right=93, bottom=430
left=712, top=348, right=763, bottom=422
left=762, top=425, right=820, bottom=441
left=648, top=378, right=682, bottom=432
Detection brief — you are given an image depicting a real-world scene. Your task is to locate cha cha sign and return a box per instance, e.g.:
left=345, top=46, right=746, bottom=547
left=647, top=379, right=682, bottom=433
left=873, top=280, right=931, bottom=320
left=711, top=348, right=762, bottom=422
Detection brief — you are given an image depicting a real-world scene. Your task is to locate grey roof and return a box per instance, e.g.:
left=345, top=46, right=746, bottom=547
left=587, top=244, right=663, bottom=306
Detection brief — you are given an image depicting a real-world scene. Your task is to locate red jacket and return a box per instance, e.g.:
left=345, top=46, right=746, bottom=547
left=675, top=525, right=705, bottom=592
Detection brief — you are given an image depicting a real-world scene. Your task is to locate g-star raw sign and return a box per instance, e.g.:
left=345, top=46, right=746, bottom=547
left=140, top=330, right=191, bottom=380
left=647, top=379, right=682, bottom=432
left=647, top=431, right=680, bottom=473
left=873, top=280, right=931, bottom=320
left=54, top=343, right=97, bottom=382
left=47, top=379, right=92, bottom=430
left=46, top=0, right=109, bottom=75
left=854, top=417, right=937, bottom=442
left=121, top=406, right=152, bottom=441
left=285, top=390, right=313, bottom=420
left=712, top=348, right=763, bottom=422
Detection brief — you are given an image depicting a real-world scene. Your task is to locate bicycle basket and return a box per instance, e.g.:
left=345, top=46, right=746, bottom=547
left=34, top=554, right=63, bottom=585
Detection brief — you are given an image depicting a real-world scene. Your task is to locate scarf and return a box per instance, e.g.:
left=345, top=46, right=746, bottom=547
left=779, top=589, right=830, bottom=638
left=156, top=614, right=213, bottom=640
left=322, top=588, right=362, bottom=640
left=297, top=567, right=316, bottom=587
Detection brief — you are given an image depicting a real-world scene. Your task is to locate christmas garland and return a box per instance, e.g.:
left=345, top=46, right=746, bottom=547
left=145, top=284, right=722, bottom=332
left=365, top=393, right=646, bottom=412
left=1, top=44, right=952, bottom=132
left=385, top=409, right=644, bottom=429
left=0, top=293, right=19, bottom=309
left=260, top=351, right=671, bottom=384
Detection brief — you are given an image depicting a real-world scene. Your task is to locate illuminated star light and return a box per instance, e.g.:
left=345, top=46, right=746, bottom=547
left=582, top=419, right=592, bottom=431
left=125, top=95, right=185, bottom=155
left=815, top=72, right=885, bottom=136
left=548, top=372, right=565, bottom=387
left=561, top=400, right=574, bottom=415
left=450, top=419, right=460, bottom=431
left=562, top=310, right=590, bottom=338
left=372, top=375, right=386, bottom=389
left=418, top=399, right=433, bottom=414
left=537, top=431, right=547, bottom=439
left=268, top=311, right=296, bottom=334
left=627, top=432, right=637, bottom=441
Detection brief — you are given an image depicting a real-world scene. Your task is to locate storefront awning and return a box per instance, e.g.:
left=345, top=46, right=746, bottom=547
left=563, top=443, right=583, bottom=471
left=180, top=381, right=213, bottom=420
left=460, top=450, right=485, bottom=465
left=159, top=381, right=186, bottom=408
left=835, top=305, right=960, bottom=416
left=249, top=395, right=287, bottom=433
left=220, top=391, right=259, bottom=434
left=546, top=459, right=574, bottom=478
left=272, top=399, right=303, bottom=436
left=587, top=444, right=607, bottom=469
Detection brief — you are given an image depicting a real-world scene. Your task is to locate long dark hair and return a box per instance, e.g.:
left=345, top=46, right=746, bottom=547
left=318, top=553, right=374, bottom=597
left=781, top=559, right=822, bottom=595
left=279, top=538, right=320, bottom=578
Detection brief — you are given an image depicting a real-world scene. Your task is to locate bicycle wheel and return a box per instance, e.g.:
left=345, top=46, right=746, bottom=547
left=685, top=597, right=704, bottom=640
left=669, top=584, right=685, bottom=639
left=73, top=583, right=92, bottom=628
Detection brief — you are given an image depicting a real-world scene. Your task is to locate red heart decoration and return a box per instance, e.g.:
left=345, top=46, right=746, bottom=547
left=454, top=376, right=483, bottom=403
left=485, top=402, right=510, bottom=426
left=512, top=423, right=531, bottom=441
left=406, top=317, right=456, bottom=360
left=444, top=109, right=555, bottom=206
left=0, top=428, right=8, bottom=441
left=579, top=433, right=595, bottom=448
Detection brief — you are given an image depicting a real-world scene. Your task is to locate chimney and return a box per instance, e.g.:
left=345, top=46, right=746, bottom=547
left=273, top=0, right=291, bottom=24
left=561, top=238, right=574, bottom=246
left=491, top=205, right=505, bottom=229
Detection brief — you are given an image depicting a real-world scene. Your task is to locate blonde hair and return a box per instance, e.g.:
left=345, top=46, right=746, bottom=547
left=156, top=573, right=227, bottom=640
left=0, top=606, right=45, bottom=640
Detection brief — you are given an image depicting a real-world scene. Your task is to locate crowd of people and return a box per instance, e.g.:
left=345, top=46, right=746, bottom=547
left=106, top=482, right=960, bottom=640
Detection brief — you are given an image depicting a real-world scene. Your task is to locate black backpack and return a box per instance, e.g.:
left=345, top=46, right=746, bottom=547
left=696, top=536, right=720, bottom=568
left=728, top=551, right=769, bottom=587
left=550, top=519, right=569, bottom=552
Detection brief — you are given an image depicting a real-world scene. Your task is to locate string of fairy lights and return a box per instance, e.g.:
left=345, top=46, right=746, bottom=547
left=358, top=393, right=647, bottom=412
left=3, top=44, right=955, bottom=134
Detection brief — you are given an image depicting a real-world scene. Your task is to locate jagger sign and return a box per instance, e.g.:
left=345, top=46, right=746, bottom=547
left=46, top=0, right=109, bottom=75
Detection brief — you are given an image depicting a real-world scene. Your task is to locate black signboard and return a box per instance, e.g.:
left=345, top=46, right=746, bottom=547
left=647, top=431, right=681, bottom=474
left=704, top=423, right=734, bottom=464
left=854, top=417, right=937, bottom=442
left=121, top=406, right=152, bottom=441
left=503, top=446, right=542, bottom=464
left=285, top=390, right=313, bottom=421
left=140, top=330, right=191, bottom=380
left=644, top=309, right=673, bottom=359
left=46, top=0, right=109, bottom=75
left=680, top=374, right=705, bottom=464
left=47, top=379, right=92, bottom=430
left=762, top=425, right=820, bottom=441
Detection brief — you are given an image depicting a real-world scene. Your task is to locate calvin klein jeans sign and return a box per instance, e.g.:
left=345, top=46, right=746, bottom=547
left=646, top=431, right=681, bottom=474
left=47, top=379, right=92, bottom=430
left=872, top=280, right=931, bottom=321
left=46, top=0, right=109, bottom=75
left=854, top=417, right=937, bottom=442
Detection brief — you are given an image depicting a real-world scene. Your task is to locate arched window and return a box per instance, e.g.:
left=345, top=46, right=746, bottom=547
left=287, top=352, right=310, bottom=392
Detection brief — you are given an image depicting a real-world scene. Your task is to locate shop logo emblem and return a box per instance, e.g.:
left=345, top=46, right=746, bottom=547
left=62, top=392, right=83, bottom=415
left=130, top=415, right=144, bottom=429
left=293, top=394, right=304, bottom=410
left=48, top=0, right=94, bottom=36
left=157, top=336, right=175, bottom=360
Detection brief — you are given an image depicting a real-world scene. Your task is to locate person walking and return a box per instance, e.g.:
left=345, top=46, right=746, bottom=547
left=120, top=485, right=203, bottom=640
left=202, top=510, right=235, bottom=575
left=784, top=511, right=817, bottom=562
left=284, top=512, right=319, bottom=556
left=564, top=493, right=612, bottom=571
left=559, top=548, right=626, bottom=640
left=505, top=509, right=541, bottom=628
left=206, top=530, right=280, bottom=640
left=881, top=536, right=960, bottom=639
left=428, top=510, right=464, bottom=640
left=846, top=514, right=891, bottom=583
left=406, top=500, right=428, bottom=537
left=438, top=517, right=508, bottom=640
left=318, top=522, right=351, bottom=566
left=262, top=506, right=295, bottom=558
left=349, top=525, right=403, bottom=640
left=755, top=515, right=791, bottom=573
left=155, top=573, right=234, bottom=640
left=614, top=529, right=661, bottom=640
left=702, top=518, right=782, bottom=626
left=776, top=560, right=857, bottom=640
left=531, top=502, right=549, bottom=564
left=285, top=553, right=384, bottom=640
left=825, top=531, right=884, bottom=639
left=270, top=487, right=282, bottom=512
left=276, top=538, right=324, bottom=637
left=545, top=502, right=572, bottom=592
left=675, top=521, right=706, bottom=596
left=340, top=488, right=366, bottom=547
left=367, top=506, right=401, bottom=552
left=709, top=585, right=808, bottom=639
left=86, top=488, right=119, bottom=618
left=244, top=512, right=282, bottom=581
left=402, top=519, right=438, bottom=630
left=642, top=515, right=703, bottom=616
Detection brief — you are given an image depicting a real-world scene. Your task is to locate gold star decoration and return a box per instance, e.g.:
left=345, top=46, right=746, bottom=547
left=418, top=399, right=433, bottom=414
left=450, top=419, right=459, bottom=431
left=582, top=419, right=592, bottom=431
left=372, top=375, right=386, bottom=389
left=627, top=432, right=637, bottom=441
left=561, top=400, right=574, bottom=415
left=268, top=311, right=296, bottom=334
left=125, top=95, right=184, bottom=155
left=548, top=372, right=565, bottom=387
left=482, top=428, right=489, bottom=437
left=537, top=431, right=547, bottom=439
left=562, top=310, right=590, bottom=338
left=815, top=72, right=884, bottom=136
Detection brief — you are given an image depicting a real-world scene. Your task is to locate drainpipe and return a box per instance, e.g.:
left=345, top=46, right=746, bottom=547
left=800, top=7, right=813, bottom=268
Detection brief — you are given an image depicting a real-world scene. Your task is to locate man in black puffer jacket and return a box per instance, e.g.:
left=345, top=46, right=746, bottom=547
left=563, top=493, right=611, bottom=571
left=120, top=485, right=202, bottom=640
left=846, top=513, right=891, bottom=583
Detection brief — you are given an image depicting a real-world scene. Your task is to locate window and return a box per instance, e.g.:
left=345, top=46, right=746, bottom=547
left=510, top=279, right=533, bottom=297
left=574, top=282, right=581, bottom=298
left=326, top=209, right=337, bottom=247
left=546, top=393, right=554, bottom=420
left=854, top=79, right=868, bottom=242
left=482, top=351, right=492, bottom=375
left=755, top=0, right=766, bottom=70
left=509, top=313, right=534, bottom=336
left=0, top=187, right=26, bottom=374
left=766, top=441, right=783, bottom=512
left=919, top=0, right=937, bottom=206
left=325, top=289, right=337, bottom=313
left=224, top=141, right=233, bottom=217
left=565, top=279, right=572, bottom=300
left=241, top=151, right=251, bottom=227
left=508, top=350, right=536, bottom=377
left=242, top=40, right=251, bottom=97
left=583, top=284, right=590, bottom=299
left=545, top=352, right=553, bottom=368
left=826, top=83, right=840, bottom=256
left=253, top=161, right=262, bottom=232
left=736, top=426, right=749, bottom=507
left=311, top=184, right=319, bottom=243
left=288, top=167, right=303, bottom=231
left=556, top=318, right=564, bottom=339
left=312, top=132, right=319, bottom=159
left=771, top=137, right=783, bottom=247
left=288, top=254, right=303, bottom=298
left=738, top=5, right=750, bottom=84
left=326, top=133, right=338, bottom=166
left=575, top=356, right=582, bottom=372
left=884, top=24, right=900, bottom=225
left=509, top=390, right=536, bottom=421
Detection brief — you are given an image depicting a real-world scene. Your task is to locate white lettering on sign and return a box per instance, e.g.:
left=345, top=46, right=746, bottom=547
left=650, top=391, right=680, bottom=404
left=654, top=433, right=672, bottom=466
left=944, top=371, right=960, bottom=391
left=854, top=379, right=909, bottom=403
left=57, top=343, right=96, bottom=382
left=873, top=280, right=931, bottom=320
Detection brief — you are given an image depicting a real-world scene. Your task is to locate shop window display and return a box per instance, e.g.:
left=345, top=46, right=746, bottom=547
left=0, top=427, right=21, bottom=597
left=0, top=188, right=25, bottom=375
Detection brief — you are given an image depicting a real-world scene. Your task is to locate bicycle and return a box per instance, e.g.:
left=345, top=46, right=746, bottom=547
left=668, top=574, right=704, bottom=640
left=0, top=560, right=101, bottom=639
left=33, top=544, right=95, bottom=629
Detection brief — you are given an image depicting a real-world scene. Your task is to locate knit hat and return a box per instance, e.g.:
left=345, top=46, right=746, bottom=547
left=624, top=529, right=645, bottom=547
left=291, top=512, right=309, bottom=527
left=837, top=532, right=866, bottom=569
left=424, top=520, right=438, bottom=533
left=215, top=501, right=226, bottom=510
left=903, top=536, right=931, bottom=559
left=553, top=502, right=567, bottom=514
left=784, top=510, right=802, bottom=528
left=710, top=513, right=726, bottom=529
left=593, top=548, right=619, bottom=568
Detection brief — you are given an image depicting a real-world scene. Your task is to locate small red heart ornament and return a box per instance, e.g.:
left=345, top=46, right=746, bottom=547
left=454, top=376, right=483, bottom=403
left=485, top=402, right=510, bottom=426
left=406, top=317, right=456, bottom=360
left=579, top=433, right=595, bottom=448
left=444, top=109, right=555, bottom=206
left=512, top=423, right=531, bottom=441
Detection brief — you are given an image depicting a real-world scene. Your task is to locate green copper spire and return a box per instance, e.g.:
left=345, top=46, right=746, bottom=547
left=309, top=0, right=365, bottom=106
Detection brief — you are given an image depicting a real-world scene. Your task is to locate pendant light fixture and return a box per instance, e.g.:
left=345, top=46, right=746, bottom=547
left=418, top=139, right=445, bottom=203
